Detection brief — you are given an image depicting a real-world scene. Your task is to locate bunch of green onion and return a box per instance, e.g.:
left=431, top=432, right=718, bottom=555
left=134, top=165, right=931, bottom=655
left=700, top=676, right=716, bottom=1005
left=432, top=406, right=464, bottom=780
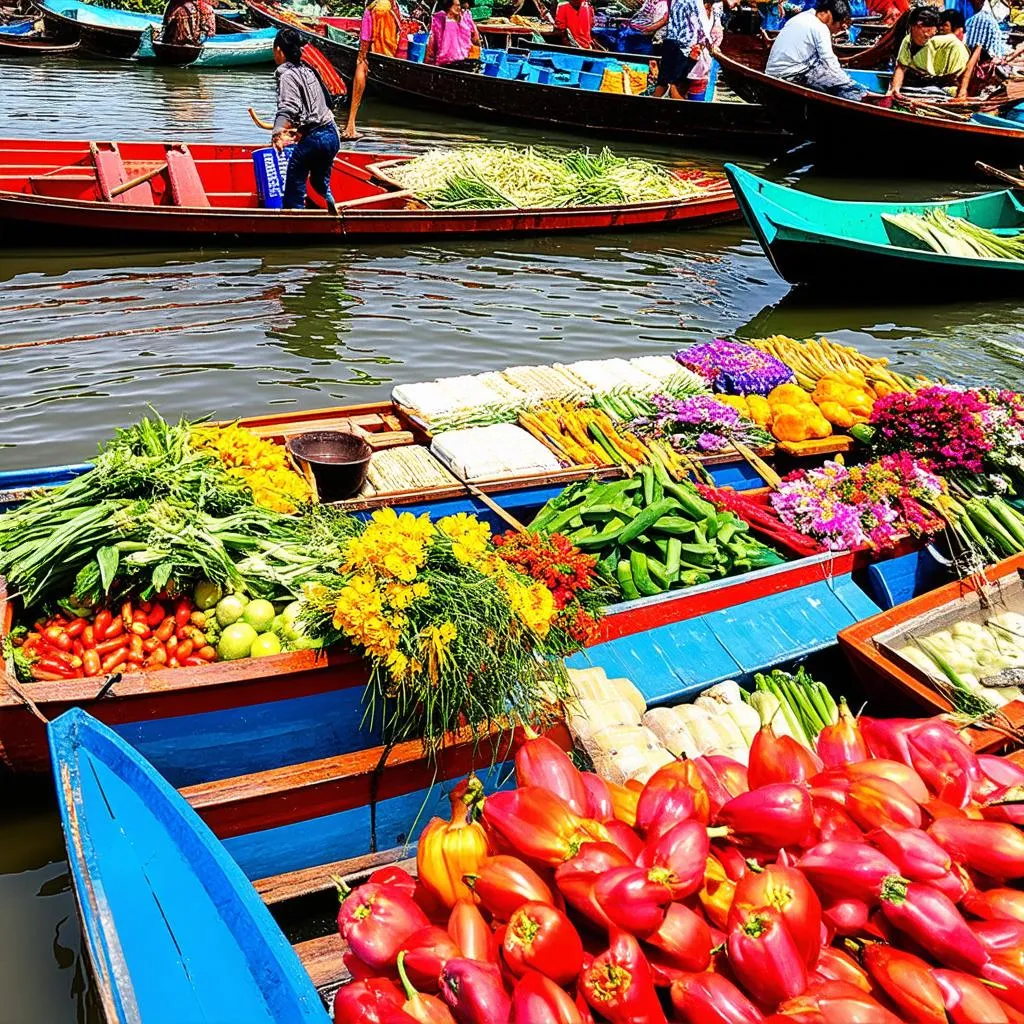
left=751, top=667, right=838, bottom=747
left=883, top=209, right=1024, bottom=261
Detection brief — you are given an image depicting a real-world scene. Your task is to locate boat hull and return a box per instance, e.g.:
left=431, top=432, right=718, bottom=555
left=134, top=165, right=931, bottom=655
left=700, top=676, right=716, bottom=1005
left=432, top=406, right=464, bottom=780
left=246, top=0, right=784, bottom=150
left=718, top=53, right=1024, bottom=172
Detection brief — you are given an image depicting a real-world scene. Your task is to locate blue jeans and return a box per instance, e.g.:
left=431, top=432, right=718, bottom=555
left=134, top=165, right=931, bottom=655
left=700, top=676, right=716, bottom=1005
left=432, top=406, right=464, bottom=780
left=283, top=122, right=340, bottom=210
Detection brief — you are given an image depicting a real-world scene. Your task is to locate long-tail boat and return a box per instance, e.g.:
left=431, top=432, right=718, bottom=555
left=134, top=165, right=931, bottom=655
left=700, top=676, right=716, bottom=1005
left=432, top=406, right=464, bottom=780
left=243, top=0, right=787, bottom=151
left=146, top=24, right=278, bottom=66
left=37, top=0, right=160, bottom=59
left=717, top=51, right=1024, bottom=172
left=0, top=138, right=741, bottom=246
left=726, top=162, right=1024, bottom=293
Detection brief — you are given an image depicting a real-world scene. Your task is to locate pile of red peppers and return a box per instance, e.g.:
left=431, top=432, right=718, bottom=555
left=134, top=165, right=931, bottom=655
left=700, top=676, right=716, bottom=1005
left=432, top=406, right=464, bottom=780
left=333, top=712, right=1024, bottom=1023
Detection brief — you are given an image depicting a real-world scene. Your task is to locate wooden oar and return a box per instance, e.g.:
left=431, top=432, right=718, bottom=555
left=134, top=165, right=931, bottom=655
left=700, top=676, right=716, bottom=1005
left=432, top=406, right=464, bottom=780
left=108, top=162, right=168, bottom=199
left=445, top=468, right=527, bottom=533
left=248, top=107, right=274, bottom=130
left=976, top=160, right=1024, bottom=188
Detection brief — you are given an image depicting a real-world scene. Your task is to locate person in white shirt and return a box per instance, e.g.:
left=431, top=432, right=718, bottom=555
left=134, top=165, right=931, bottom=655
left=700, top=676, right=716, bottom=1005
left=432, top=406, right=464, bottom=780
left=765, top=0, right=867, bottom=99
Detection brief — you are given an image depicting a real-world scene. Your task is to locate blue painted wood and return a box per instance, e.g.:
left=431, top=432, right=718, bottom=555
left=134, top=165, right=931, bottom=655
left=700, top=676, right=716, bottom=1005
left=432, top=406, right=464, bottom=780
left=0, top=462, right=92, bottom=489
left=48, top=709, right=329, bottom=1024
left=867, top=548, right=951, bottom=611
left=223, top=762, right=512, bottom=881
left=569, top=573, right=880, bottom=703
left=111, top=687, right=381, bottom=788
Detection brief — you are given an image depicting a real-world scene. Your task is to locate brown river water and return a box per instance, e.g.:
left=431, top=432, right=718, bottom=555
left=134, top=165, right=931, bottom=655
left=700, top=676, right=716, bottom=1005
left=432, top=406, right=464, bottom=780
left=1, top=54, right=1024, bottom=1022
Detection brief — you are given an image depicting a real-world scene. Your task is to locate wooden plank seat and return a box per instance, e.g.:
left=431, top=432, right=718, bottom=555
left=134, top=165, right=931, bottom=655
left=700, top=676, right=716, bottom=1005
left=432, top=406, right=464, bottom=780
left=90, top=141, right=156, bottom=206
left=164, top=143, right=209, bottom=208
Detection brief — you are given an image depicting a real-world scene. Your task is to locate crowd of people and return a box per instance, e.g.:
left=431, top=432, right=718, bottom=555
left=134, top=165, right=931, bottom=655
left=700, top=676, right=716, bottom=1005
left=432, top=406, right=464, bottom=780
left=763, top=0, right=1022, bottom=102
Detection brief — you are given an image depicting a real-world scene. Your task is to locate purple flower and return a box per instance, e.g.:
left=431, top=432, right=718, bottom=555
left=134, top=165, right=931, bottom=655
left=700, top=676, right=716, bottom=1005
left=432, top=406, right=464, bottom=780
left=674, top=340, right=795, bottom=396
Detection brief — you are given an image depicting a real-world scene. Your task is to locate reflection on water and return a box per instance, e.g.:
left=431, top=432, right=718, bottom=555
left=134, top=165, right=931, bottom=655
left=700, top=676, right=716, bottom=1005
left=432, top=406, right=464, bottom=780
left=4, top=53, right=1024, bottom=1024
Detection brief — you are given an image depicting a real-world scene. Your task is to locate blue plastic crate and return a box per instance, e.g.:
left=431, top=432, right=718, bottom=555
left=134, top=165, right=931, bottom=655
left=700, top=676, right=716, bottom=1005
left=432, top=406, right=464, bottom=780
left=480, top=47, right=505, bottom=63
left=523, top=63, right=552, bottom=84
left=496, top=56, right=524, bottom=78
left=579, top=69, right=603, bottom=90
left=252, top=145, right=295, bottom=209
left=551, top=69, right=580, bottom=87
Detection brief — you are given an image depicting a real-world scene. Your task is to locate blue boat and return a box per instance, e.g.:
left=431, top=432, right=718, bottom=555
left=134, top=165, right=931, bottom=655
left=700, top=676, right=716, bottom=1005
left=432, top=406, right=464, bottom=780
left=49, top=708, right=330, bottom=1024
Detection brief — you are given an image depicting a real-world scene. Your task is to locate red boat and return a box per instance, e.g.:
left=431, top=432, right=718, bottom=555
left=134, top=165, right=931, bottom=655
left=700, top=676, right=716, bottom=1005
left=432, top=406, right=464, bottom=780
left=0, top=137, right=741, bottom=245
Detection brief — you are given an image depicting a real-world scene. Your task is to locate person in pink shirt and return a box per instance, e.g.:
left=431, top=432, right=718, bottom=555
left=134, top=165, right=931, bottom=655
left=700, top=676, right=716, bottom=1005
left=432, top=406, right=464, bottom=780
left=425, top=0, right=481, bottom=68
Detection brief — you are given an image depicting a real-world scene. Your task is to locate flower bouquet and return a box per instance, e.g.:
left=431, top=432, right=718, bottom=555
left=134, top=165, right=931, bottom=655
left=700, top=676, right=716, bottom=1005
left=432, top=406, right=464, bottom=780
left=632, top=394, right=773, bottom=454
left=770, top=454, right=945, bottom=552
left=675, top=339, right=795, bottom=396
left=302, top=509, right=591, bottom=750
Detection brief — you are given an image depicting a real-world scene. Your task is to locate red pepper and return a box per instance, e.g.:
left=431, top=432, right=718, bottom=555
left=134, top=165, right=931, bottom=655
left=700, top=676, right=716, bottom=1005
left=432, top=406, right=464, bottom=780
left=593, top=866, right=667, bottom=937
left=64, top=617, right=88, bottom=639
left=934, top=969, right=1011, bottom=1024
left=174, top=599, right=193, bottom=629
left=727, top=904, right=808, bottom=1010
left=43, top=625, right=73, bottom=652
left=716, top=844, right=752, bottom=882
left=971, top=917, right=1024, bottom=968
left=509, top=971, right=584, bottom=1024
left=146, top=602, right=167, bottom=627
left=670, top=972, right=764, bottom=1024
left=635, top=761, right=710, bottom=837
left=93, top=609, right=112, bottom=638
left=448, top=900, right=492, bottom=963
left=748, top=721, right=823, bottom=790
left=878, top=876, right=989, bottom=973
left=580, top=772, right=614, bottom=821
left=369, top=865, right=418, bottom=899
left=962, top=886, right=1024, bottom=924
left=637, top=819, right=710, bottom=902
left=481, top=787, right=608, bottom=866
left=815, top=699, right=867, bottom=768
left=929, top=817, right=1024, bottom=882
left=502, top=900, right=582, bottom=986
left=691, top=755, right=740, bottom=818
left=704, top=755, right=750, bottom=797
left=821, top=897, right=870, bottom=938
left=797, top=841, right=901, bottom=903
left=337, top=881, right=431, bottom=972
left=605, top=778, right=640, bottom=827
left=862, top=944, right=947, bottom=1024
left=333, top=979, right=408, bottom=1024
left=465, top=855, right=554, bottom=920
left=554, top=841, right=631, bottom=931
left=396, top=952, right=456, bottom=1024
left=515, top=728, right=588, bottom=815
left=717, top=784, right=815, bottom=852
left=95, top=636, right=128, bottom=656
left=775, top=980, right=903, bottom=1024
left=728, top=860, right=821, bottom=969
left=811, top=947, right=870, bottom=993
left=438, top=958, right=510, bottom=1024
left=839, top=759, right=930, bottom=804
left=645, top=902, right=711, bottom=973
left=603, top=819, right=644, bottom=860
left=845, top=776, right=923, bottom=831
left=399, top=926, right=461, bottom=992
left=867, top=824, right=951, bottom=882
left=579, top=930, right=667, bottom=1024
left=811, top=798, right=863, bottom=843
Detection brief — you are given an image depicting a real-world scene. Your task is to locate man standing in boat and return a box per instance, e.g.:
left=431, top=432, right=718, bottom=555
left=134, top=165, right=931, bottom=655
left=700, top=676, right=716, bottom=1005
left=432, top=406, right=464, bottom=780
left=763, top=0, right=866, bottom=99
left=555, top=0, right=596, bottom=48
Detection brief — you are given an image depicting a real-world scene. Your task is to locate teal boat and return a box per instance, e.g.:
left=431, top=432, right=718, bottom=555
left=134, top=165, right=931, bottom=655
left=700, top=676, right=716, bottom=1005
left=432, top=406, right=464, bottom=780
left=725, top=163, right=1024, bottom=295
left=145, top=24, right=276, bottom=67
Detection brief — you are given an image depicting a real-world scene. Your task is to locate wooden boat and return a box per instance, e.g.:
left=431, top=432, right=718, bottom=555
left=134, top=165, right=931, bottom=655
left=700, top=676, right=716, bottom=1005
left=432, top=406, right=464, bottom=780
left=244, top=0, right=787, bottom=150
left=49, top=709, right=331, bottom=1024
left=0, top=24, right=79, bottom=53
left=146, top=24, right=277, bottom=67
left=726, top=162, right=1024, bottom=293
left=839, top=551, right=1024, bottom=750
left=37, top=0, right=159, bottom=58
left=717, top=51, right=1024, bottom=171
left=0, top=137, right=742, bottom=246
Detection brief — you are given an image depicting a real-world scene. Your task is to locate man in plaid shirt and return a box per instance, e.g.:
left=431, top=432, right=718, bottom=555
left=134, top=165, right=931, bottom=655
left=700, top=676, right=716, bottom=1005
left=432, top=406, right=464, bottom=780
left=964, top=0, right=1005, bottom=62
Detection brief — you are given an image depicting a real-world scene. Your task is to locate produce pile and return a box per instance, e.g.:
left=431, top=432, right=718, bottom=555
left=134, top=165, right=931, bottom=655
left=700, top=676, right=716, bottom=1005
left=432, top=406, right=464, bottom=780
left=531, top=466, right=785, bottom=599
left=385, top=146, right=711, bottom=211
left=359, top=445, right=458, bottom=498
left=884, top=208, right=1024, bottom=261
left=333, top=714, right=1024, bottom=1024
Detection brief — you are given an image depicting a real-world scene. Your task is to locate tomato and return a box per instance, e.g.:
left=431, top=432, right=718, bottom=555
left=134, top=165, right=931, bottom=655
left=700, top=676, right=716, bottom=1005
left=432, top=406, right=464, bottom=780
left=82, top=650, right=102, bottom=677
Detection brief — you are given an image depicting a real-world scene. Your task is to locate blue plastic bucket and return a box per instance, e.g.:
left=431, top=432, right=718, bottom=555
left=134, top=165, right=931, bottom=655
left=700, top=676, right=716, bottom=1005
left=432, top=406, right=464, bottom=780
left=407, top=31, right=428, bottom=62
left=252, top=145, right=294, bottom=209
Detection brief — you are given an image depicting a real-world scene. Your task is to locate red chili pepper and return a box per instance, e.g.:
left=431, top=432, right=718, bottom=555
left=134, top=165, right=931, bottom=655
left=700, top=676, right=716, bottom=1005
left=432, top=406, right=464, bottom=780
left=972, top=917, right=1024, bottom=966
left=980, top=960, right=1024, bottom=1015
left=636, top=818, right=710, bottom=903
left=691, top=755, right=740, bottom=818
left=842, top=776, right=923, bottom=832
left=962, top=886, right=1024, bottom=924
left=635, top=761, right=710, bottom=837
left=775, top=980, right=903, bottom=1024
left=579, top=930, right=667, bottom=1024
left=727, top=904, right=808, bottom=1010
left=481, top=787, right=609, bottom=867
left=717, top=784, right=815, bottom=852
left=333, top=979, right=407, bottom=1024
left=748, top=721, right=823, bottom=790
left=580, top=773, right=614, bottom=821
left=465, top=855, right=554, bottom=921
left=867, top=824, right=951, bottom=882
left=32, top=658, right=76, bottom=679
left=447, top=900, right=492, bottom=963
left=797, top=841, right=901, bottom=903
left=101, top=647, right=130, bottom=674
left=879, top=876, right=989, bottom=973
left=553, top=841, right=631, bottom=931
left=509, top=970, right=584, bottom=1024
left=821, top=759, right=931, bottom=805
left=93, top=609, right=112, bottom=638
left=395, top=952, right=456, bottom=1024
left=669, top=972, right=764, bottom=1024
left=337, top=881, right=430, bottom=972
left=398, top=926, right=461, bottom=992
left=502, top=900, right=582, bottom=986
left=728, top=860, right=821, bottom=969
left=862, top=944, right=947, bottom=1024
left=646, top=902, right=711, bottom=973
left=933, top=969, right=1010, bottom=1024
left=146, top=602, right=166, bottom=627
left=593, top=866, right=667, bottom=938
left=514, top=728, right=587, bottom=815
left=929, top=817, right=1024, bottom=882
left=438, top=958, right=510, bottom=1024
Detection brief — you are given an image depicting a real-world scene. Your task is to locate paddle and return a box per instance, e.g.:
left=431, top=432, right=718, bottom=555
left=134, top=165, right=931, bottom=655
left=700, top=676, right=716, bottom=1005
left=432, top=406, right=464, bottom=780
left=446, top=468, right=527, bottom=533
left=976, top=160, right=1024, bottom=188
left=107, top=162, right=168, bottom=199
left=247, top=106, right=274, bottom=130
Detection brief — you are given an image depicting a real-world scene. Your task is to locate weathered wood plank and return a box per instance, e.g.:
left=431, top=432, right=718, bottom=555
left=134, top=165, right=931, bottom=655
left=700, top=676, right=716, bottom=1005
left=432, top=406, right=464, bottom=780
left=255, top=848, right=414, bottom=906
